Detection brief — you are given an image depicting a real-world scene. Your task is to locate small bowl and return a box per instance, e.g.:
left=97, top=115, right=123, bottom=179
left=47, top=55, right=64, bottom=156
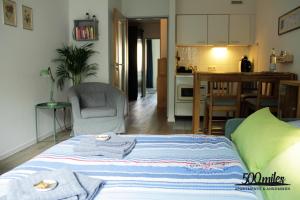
left=34, top=179, right=58, bottom=192
left=95, top=134, right=111, bottom=141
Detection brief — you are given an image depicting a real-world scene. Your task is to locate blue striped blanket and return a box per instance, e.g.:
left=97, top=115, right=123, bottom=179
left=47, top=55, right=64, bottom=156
left=0, top=135, right=262, bottom=200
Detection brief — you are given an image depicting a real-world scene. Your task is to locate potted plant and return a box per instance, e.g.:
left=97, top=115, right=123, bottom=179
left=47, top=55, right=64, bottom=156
left=54, top=43, right=98, bottom=90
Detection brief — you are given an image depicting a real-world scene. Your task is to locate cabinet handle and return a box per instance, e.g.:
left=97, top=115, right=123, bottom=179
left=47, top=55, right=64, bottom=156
left=230, top=41, right=240, bottom=43
left=217, top=41, right=227, bottom=44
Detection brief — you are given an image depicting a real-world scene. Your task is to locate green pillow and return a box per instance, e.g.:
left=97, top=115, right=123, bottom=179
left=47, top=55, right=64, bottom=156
left=232, top=107, right=300, bottom=172
left=261, top=142, right=300, bottom=200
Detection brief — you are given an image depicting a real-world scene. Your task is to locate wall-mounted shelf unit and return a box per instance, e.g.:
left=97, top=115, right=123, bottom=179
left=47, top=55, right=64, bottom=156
left=73, top=19, right=98, bottom=41
left=277, top=51, right=294, bottom=64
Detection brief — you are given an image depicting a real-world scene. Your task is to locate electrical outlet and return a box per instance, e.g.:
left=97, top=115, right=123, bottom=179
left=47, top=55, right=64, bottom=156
left=208, top=66, right=216, bottom=72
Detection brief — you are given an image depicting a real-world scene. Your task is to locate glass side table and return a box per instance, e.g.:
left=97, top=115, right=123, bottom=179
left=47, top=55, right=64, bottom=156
left=35, top=102, right=72, bottom=143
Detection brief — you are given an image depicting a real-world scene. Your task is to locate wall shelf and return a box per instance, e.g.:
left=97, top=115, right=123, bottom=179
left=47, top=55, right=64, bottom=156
left=73, top=19, right=98, bottom=41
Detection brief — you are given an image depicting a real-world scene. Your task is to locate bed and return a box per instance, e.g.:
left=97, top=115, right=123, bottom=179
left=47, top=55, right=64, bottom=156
left=0, top=134, right=262, bottom=200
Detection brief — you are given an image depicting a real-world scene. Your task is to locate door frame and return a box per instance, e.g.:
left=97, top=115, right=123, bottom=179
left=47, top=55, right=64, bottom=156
left=113, top=8, right=128, bottom=96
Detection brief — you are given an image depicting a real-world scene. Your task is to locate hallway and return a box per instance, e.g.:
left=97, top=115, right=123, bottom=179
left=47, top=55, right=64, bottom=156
left=125, top=92, right=192, bottom=134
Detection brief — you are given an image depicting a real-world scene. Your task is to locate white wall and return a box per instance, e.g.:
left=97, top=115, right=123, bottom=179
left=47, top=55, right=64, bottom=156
left=122, top=0, right=169, bottom=18
left=152, top=39, right=160, bottom=89
left=68, top=0, right=110, bottom=83
left=255, top=0, right=300, bottom=74
left=0, top=0, right=69, bottom=159
left=176, top=0, right=256, bottom=14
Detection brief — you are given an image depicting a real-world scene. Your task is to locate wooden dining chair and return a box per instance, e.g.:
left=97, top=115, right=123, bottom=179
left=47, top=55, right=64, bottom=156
left=240, top=81, right=258, bottom=116
left=244, top=79, right=279, bottom=114
left=205, top=80, right=241, bottom=135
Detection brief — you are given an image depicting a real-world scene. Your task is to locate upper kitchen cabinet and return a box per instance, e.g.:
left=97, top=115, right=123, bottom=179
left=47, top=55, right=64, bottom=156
left=177, top=15, right=207, bottom=45
left=229, top=15, right=251, bottom=45
left=207, top=15, right=229, bottom=45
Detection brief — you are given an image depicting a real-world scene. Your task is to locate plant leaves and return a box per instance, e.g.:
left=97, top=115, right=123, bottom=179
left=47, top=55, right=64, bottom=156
left=53, top=43, right=98, bottom=90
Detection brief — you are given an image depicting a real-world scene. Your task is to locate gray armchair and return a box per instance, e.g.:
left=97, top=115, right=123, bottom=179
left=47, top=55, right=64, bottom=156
left=68, top=82, right=126, bottom=136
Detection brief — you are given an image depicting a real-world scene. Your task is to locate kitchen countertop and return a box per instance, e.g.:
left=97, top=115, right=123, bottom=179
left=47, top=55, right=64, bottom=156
left=176, top=73, right=193, bottom=77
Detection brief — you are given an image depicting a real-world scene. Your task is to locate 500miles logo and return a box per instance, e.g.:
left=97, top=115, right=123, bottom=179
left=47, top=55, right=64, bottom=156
left=236, top=172, right=290, bottom=186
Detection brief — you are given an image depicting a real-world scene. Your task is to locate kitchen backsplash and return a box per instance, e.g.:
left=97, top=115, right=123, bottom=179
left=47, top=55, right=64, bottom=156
left=176, top=46, right=252, bottom=72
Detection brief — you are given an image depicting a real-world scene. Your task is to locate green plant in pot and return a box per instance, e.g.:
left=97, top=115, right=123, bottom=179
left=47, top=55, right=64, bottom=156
left=54, top=43, right=98, bottom=90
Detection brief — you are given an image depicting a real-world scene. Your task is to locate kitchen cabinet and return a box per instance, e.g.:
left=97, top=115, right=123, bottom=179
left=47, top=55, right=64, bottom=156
left=177, top=15, right=207, bottom=45
left=207, top=15, right=229, bottom=45
left=176, top=14, right=255, bottom=46
left=229, top=15, right=251, bottom=45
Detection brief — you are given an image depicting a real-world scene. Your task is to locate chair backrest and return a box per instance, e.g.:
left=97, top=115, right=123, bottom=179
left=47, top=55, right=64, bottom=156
left=241, top=81, right=258, bottom=95
left=256, top=79, right=279, bottom=108
left=259, top=80, right=279, bottom=97
left=70, top=82, right=116, bottom=108
left=208, top=81, right=241, bottom=99
left=208, top=80, right=241, bottom=107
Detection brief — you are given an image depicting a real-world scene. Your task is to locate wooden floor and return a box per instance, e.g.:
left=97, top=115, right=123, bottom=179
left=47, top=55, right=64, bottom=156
left=0, top=92, right=222, bottom=174
left=125, top=92, right=191, bottom=134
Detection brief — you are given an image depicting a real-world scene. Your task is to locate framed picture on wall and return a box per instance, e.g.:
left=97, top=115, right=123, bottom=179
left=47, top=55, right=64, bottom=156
left=22, top=5, right=33, bottom=30
left=2, top=0, right=17, bottom=27
left=278, top=6, right=300, bottom=35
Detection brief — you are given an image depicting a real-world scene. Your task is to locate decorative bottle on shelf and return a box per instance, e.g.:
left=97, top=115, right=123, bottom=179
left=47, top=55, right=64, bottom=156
left=86, top=12, right=90, bottom=19
left=269, top=48, right=277, bottom=72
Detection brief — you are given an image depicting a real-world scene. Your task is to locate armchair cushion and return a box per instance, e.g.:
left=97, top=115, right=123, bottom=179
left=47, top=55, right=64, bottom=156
left=80, top=92, right=106, bottom=108
left=68, top=82, right=126, bottom=135
left=81, top=106, right=116, bottom=118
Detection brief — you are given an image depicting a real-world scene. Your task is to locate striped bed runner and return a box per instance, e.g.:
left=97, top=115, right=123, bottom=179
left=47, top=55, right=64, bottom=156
left=0, top=135, right=260, bottom=200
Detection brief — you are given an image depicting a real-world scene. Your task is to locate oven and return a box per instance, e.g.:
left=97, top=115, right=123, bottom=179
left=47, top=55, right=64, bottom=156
left=175, top=75, right=207, bottom=116
left=177, top=85, right=194, bottom=101
left=177, top=84, right=207, bottom=102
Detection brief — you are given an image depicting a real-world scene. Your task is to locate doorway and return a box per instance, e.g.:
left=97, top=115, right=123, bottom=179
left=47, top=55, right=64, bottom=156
left=127, top=19, right=167, bottom=103
left=125, top=18, right=169, bottom=133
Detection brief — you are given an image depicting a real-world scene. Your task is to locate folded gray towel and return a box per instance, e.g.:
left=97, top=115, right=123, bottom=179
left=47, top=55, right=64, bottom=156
left=76, top=138, right=136, bottom=154
left=80, top=133, right=135, bottom=147
left=6, top=169, right=103, bottom=200
left=74, top=139, right=136, bottom=158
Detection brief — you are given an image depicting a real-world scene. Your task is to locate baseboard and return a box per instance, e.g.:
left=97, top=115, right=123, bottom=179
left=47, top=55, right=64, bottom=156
left=167, top=115, right=175, bottom=122
left=0, top=125, right=71, bottom=161
left=0, top=138, right=37, bottom=161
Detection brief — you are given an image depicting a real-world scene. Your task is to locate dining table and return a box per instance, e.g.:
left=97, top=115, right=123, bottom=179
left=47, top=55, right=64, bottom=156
left=192, top=72, right=297, bottom=134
